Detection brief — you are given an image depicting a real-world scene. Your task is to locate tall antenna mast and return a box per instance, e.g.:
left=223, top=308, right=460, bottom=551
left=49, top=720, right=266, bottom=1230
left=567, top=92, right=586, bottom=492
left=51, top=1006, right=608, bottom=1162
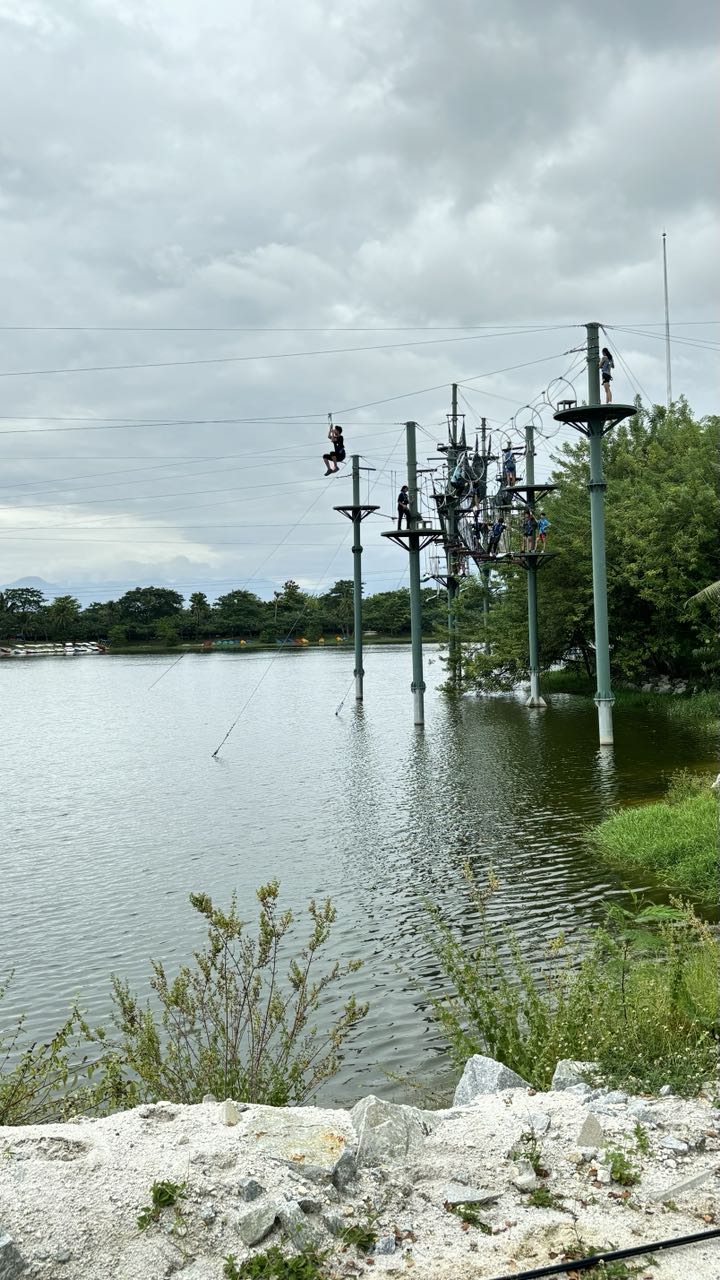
left=662, top=231, right=672, bottom=407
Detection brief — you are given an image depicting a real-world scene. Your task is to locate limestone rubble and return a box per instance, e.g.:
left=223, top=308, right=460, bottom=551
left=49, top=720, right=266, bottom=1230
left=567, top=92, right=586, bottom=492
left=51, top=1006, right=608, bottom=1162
left=1, top=1056, right=719, bottom=1279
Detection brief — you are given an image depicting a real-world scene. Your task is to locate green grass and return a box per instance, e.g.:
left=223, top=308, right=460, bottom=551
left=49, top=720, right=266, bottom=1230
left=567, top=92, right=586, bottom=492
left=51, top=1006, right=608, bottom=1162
left=589, top=783, right=718, bottom=904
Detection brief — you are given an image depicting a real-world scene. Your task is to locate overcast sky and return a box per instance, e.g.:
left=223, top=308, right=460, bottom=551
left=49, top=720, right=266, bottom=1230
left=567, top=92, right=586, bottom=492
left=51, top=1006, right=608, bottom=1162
left=0, top=0, right=717, bottom=600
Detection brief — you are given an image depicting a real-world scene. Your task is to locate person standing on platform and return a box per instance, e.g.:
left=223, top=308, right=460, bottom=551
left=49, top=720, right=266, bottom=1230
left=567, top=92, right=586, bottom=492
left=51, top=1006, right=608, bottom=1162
left=522, top=508, right=536, bottom=552
left=397, top=484, right=411, bottom=529
left=536, top=511, right=550, bottom=553
left=600, top=348, right=615, bottom=403
left=503, top=443, right=517, bottom=487
left=487, top=517, right=506, bottom=557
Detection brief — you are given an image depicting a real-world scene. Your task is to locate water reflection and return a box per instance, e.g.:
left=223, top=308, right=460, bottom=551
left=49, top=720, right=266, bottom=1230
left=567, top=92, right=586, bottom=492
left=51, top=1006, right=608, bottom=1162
left=1, top=646, right=715, bottom=1104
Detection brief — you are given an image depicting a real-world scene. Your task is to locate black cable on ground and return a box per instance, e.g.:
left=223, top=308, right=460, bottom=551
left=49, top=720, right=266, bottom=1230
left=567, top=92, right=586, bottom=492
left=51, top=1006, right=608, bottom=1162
left=488, top=1225, right=720, bottom=1280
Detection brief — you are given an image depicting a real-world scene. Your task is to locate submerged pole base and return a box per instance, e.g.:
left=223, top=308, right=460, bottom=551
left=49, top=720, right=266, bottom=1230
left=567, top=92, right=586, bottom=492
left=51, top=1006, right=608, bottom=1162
left=595, top=696, right=615, bottom=746
left=355, top=677, right=363, bottom=702
left=526, top=672, right=547, bottom=708
left=412, top=684, right=425, bottom=727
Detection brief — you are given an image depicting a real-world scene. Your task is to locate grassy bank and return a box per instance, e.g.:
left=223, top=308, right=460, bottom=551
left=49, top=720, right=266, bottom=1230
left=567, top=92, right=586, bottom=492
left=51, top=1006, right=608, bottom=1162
left=588, top=773, right=718, bottom=905
left=541, top=673, right=720, bottom=726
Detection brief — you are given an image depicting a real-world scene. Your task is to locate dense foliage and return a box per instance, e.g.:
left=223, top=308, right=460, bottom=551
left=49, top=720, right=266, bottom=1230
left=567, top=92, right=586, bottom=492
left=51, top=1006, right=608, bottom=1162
left=0, top=579, right=447, bottom=646
left=425, top=868, right=718, bottom=1096
left=461, top=401, right=720, bottom=690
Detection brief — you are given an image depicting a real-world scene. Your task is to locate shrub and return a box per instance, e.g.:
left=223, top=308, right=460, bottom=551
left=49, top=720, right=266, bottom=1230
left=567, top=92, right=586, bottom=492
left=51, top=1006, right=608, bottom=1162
left=97, top=882, right=368, bottom=1108
left=0, top=975, right=97, bottom=1125
left=425, top=868, right=718, bottom=1096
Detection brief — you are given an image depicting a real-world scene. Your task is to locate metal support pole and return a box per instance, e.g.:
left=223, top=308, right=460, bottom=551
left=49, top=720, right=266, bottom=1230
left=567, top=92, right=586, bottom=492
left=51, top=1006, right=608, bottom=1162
left=351, top=454, right=364, bottom=702
left=480, top=417, right=491, bottom=645
left=586, top=322, right=614, bottom=745
left=662, top=232, right=673, bottom=408
left=524, top=419, right=545, bottom=707
left=526, top=560, right=545, bottom=707
left=406, top=421, right=426, bottom=726
left=447, top=384, right=461, bottom=683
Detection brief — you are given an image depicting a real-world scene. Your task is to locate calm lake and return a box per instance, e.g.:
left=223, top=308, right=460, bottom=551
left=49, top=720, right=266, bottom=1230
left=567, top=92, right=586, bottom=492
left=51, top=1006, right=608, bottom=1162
left=2, top=646, right=716, bottom=1104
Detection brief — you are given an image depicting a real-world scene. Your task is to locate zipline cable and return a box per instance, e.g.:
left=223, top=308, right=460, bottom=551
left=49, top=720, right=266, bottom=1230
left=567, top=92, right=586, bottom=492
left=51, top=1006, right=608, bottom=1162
left=147, top=651, right=186, bottom=691
left=0, top=329, right=574, bottom=382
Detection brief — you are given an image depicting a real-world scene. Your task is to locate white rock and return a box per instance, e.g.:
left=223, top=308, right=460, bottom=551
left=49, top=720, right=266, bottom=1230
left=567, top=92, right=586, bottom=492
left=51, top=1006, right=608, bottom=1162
left=659, top=1136, right=689, bottom=1154
left=441, top=1183, right=499, bottom=1206
left=0, top=1230, right=26, bottom=1280
left=650, top=1167, right=716, bottom=1201
left=351, top=1096, right=437, bottom=1167
left=453, top=1056, right=530, bottom=1105
left=550, top=1060, right=598, bottom=1091
left=276, top=1201, right=326, bottom=1250
left=577, top=1114, right=606, bottom=1149
left=235, top=1197, right=281, bottom=1246
left=525, top=1111, right=551, bottom=1136
left=219, top=1100, right=243, bottom=1127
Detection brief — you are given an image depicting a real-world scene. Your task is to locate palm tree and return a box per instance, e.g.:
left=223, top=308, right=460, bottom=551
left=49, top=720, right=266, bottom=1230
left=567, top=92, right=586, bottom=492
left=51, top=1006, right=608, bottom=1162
left=688, top=582, right=720, bottom=605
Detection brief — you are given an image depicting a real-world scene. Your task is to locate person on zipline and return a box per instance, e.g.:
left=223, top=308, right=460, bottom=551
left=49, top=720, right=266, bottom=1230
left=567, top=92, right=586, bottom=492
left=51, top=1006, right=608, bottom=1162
left=323, top=424, right=346, bottom=474
left=522, top=508, right=536, bottom=552
left=397, top=484, right=411, bottom=529
left=536, top=511, right=550, bottom=553
left=600, top=348, right=615, bottom=403
left=487, top=517, right=506, bottom=557
left=503, top=443, right=517, bottom=487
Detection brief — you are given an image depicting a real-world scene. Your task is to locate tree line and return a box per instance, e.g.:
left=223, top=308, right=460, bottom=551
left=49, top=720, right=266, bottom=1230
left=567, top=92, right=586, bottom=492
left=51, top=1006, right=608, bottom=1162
left=459, top=399, right=720, bottom=689
left=0, top=578, right=452, bottom=647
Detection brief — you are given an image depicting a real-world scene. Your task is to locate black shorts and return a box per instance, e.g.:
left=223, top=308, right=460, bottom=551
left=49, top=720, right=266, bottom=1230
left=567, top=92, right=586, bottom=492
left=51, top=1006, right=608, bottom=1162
left=602, top=375, right=612, bottom=383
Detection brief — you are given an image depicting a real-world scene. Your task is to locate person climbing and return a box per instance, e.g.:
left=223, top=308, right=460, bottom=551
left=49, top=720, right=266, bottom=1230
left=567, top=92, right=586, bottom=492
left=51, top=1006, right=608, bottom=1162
left=536, top=511, right=550, bottom=553
left=397, top=484, right=411, bottom=529
left=503, top=443, right=517, bottom=487
left=323, top=424, right=346, bottom=474
left=522, top=508, right=536, bottom=552
left=451, top=460, right=467, bottom=492
left=600, top=348, right=614, bottom=404
left=487, top=517, right=506, bottom=557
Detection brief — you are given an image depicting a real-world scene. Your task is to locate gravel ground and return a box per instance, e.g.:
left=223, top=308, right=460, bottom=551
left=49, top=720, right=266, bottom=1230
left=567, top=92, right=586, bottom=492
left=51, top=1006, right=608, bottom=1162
left=1, top=1083, right=719, bottom=1279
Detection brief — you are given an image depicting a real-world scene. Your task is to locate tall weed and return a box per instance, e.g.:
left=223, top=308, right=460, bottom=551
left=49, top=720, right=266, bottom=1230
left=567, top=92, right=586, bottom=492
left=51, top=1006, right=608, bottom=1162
left=425, top=869, right=718, bottom=1096
left=97, top=882, right=368, bottom=1108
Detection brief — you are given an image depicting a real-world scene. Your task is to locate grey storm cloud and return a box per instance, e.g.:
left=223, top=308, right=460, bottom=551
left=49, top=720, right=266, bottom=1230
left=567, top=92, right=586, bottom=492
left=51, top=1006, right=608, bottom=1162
left=0, top=0, right=716, bottom=596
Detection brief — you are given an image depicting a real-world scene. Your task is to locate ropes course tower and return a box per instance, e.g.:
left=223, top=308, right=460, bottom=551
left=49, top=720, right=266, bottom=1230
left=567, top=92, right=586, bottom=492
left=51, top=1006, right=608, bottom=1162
left=554, top=321, right=637, bottom=745
left=424, top=386, right=557, bottom=705
left=381, top=422, right=444, bottom=726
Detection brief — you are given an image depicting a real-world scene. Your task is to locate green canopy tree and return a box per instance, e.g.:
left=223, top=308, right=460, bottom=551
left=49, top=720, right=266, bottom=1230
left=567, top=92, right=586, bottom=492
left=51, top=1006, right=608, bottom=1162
left=213, top=589, right=266, bottom=638
left=44, top=595, right=81, bottom=641
left=319, top=579, right=355, bottom=637
left=0, top=587, right=47, bottom=639
left=462, top=400, right=720, bottom=689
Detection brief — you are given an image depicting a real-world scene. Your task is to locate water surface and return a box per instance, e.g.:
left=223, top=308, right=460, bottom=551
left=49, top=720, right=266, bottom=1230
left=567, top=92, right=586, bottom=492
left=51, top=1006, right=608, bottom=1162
left=2, top=646, right=715, bottom=1102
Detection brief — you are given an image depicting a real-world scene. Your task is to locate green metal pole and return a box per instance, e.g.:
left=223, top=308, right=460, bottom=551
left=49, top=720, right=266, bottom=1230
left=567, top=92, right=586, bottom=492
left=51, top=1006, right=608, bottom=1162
left=406, top=421, right=426, bottom=726
left=351, top=454, right=364, bottom=702
left=586, top=322, right=614, bottom=745
left=447, top=383, right=460, bottom=684
left=480, top=417, right=490, bottom=646
left=524, top=420, right=545, bottom=707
